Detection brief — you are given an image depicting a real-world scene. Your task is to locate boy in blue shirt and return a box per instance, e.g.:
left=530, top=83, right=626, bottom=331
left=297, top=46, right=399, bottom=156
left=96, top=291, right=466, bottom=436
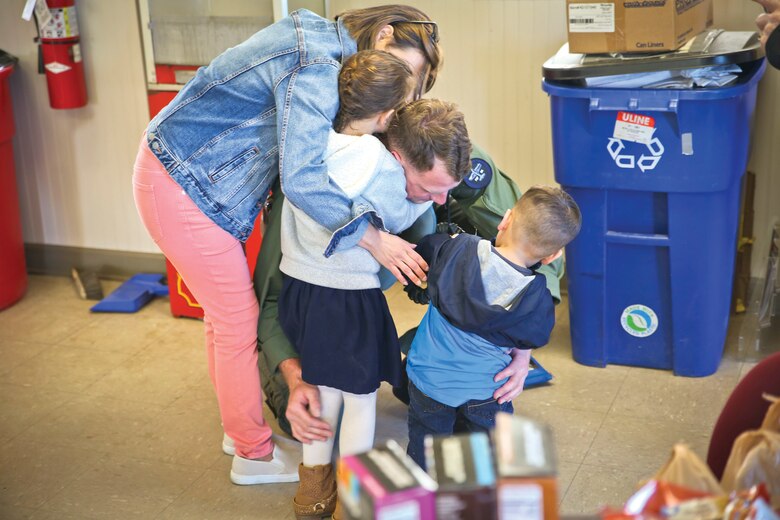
left=405, top=186, right=581, bottom=469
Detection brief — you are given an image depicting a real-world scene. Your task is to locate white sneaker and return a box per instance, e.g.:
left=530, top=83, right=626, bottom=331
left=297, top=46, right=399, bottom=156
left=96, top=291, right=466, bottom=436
left=229, top=443, right=302, bottom=485
left=222, top=433, right=301, bottom=456
left=222, top=434, right=235, bottom=456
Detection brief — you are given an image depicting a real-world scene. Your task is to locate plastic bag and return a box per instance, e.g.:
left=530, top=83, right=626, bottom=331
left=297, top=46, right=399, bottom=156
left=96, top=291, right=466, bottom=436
left=623, top=480, right=714, bottom=516
left=759, top=394, right=779, bottom=433
left=663, top=495, right=728, bottom=520
left=721, top=429, right=780, bottom=508
left=723, top=484, right=779, bottom=520
left=653, top=444, right=724, bottom=495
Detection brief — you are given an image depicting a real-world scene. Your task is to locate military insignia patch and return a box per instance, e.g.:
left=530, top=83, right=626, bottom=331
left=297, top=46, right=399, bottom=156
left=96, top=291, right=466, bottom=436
left=465, top=158, right=492, bottom=189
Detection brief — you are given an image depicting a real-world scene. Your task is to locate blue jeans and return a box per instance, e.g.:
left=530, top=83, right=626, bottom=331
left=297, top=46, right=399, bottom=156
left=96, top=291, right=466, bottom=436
left=406, top=381, right=513, bottom=470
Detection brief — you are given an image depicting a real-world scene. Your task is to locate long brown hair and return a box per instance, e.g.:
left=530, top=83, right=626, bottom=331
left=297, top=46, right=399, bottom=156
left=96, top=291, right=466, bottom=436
left=338, top=5, right=441, bottom=95
left=333, top=50, right=414, bottom=133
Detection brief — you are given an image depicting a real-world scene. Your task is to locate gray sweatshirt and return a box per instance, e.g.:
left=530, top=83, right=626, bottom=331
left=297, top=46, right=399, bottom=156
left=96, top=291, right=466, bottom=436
left=280, top=130, right=431, bottom=289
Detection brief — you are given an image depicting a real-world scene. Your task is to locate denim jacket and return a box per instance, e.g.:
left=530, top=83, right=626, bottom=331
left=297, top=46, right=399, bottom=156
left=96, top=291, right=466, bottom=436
left=146, top=9, right=372, bottom=248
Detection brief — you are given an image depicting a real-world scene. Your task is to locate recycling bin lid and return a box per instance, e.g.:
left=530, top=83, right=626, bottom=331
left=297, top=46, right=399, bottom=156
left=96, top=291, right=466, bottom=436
left=0, top=50, right=18, bottom=76
left=542, top=29, right=764, bottom=81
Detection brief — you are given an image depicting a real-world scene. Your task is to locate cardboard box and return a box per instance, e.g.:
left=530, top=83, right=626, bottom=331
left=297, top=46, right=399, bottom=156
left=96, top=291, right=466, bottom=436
left=496, top=477, right=558, bottom=520
left=427, top=432, right=498, bottom=520
left=338, top=441, right=437, bottom=520
left=494, top=413, right=559, bottom=520
left=566, top=0, right=713, bottom=54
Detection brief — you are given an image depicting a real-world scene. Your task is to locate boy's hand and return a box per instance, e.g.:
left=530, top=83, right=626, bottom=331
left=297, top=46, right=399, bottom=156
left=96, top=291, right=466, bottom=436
left=493, top=348, right=532, bottom=404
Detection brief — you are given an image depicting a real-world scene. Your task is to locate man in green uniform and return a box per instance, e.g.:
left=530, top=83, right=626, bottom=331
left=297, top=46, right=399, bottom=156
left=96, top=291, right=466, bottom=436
left=255, top=145, right=564, bottom=437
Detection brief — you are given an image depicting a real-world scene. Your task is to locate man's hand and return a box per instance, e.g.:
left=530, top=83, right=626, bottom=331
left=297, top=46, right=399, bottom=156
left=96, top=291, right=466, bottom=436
left=754, top=0, right=780, bottom=50
left=278, top=359, right=333, bottom=443
left=493, top=348, right=532, bottom=404
left=359, top=225, right=428, bottom=286
left=435, top=221, right=464, bottom=236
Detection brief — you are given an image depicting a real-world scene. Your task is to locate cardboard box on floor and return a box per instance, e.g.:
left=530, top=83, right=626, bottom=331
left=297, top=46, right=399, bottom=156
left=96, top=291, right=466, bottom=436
left=338, top=440, right=437, bottom=520
left=494, top=413, right=559, bottom=520
left=427, top=432, right=498, bottom=520
left=566, top=0, right=713, bottom=54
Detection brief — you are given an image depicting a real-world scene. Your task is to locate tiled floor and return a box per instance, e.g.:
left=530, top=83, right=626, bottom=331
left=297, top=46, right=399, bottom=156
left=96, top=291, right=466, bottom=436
left=0, top=275, right=759, bottom=519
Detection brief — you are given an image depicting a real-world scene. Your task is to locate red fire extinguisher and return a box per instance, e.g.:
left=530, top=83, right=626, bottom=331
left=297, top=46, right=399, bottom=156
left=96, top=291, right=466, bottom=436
left=36, top=0, right=87, bottom=109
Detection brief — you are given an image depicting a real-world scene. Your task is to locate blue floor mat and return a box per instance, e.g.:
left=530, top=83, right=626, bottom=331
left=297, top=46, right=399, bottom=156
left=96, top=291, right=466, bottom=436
left=524, top=356, right=553, bottom=388
left=91, top=273, right=169, bottom=313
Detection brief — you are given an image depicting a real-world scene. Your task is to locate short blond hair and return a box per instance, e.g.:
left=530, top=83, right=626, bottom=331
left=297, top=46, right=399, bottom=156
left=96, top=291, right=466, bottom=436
left=511, top=186, right=581, bottom=258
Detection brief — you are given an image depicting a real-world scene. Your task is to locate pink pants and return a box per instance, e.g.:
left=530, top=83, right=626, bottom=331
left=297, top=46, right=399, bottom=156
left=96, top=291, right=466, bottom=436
left=132, top=137, right=273, bottom=459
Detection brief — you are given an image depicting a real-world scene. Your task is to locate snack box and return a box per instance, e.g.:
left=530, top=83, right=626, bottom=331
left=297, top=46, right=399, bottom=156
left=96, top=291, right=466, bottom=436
left=494, top=413, right=559, bottom=520
left=426, top=432, right=498, bottom=520
left=338, top=440, right=437, bottom=520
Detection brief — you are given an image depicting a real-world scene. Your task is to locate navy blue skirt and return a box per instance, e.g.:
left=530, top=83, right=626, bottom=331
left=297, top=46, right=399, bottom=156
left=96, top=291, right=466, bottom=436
left=278, top=275, right=402, bottom=394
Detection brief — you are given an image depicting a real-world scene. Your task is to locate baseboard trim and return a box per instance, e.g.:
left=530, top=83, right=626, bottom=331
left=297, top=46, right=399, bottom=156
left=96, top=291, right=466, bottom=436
left=25, top=243, right=166, bottom=279
left=24, top=243, right=567, bottom=290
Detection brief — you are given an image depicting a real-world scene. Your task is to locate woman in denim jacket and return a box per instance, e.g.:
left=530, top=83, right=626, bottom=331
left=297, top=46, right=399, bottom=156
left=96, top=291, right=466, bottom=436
left=132, top=5, right=441, bottom=485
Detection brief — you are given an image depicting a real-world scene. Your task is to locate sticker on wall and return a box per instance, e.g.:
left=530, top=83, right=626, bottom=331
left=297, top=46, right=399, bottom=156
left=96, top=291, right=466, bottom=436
left=620, top=304, right=659, bottom=337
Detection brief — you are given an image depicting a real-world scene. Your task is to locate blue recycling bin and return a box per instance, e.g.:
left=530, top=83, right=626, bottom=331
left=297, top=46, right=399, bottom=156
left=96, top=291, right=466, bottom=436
left=542, top=59, right=765, bottom=377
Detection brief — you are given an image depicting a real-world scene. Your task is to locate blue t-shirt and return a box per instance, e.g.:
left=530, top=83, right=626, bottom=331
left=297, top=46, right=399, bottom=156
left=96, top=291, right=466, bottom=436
left=407, top=237, right=547, bottom=407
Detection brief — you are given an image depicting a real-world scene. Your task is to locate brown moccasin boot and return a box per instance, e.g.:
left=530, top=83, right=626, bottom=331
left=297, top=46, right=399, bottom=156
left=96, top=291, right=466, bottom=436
left=332, top=463, right=345, bottom=520
left=331, top=498, right=343, bottom=520
left=292, top=463, right=337, bottom=519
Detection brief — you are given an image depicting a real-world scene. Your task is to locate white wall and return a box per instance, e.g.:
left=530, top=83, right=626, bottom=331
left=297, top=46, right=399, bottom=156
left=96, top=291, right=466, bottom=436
left=1, top=0, right=152, bottom=252
left=1, top=0, right=778, bottom=274
left=713, top=0, right=780, bottom=278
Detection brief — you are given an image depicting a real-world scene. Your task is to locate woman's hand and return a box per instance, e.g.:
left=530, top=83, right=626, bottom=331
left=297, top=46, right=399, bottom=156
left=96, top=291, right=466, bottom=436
left=359, top=225, right=428, bottom=286
left=493, top=348, right=532, bottom=404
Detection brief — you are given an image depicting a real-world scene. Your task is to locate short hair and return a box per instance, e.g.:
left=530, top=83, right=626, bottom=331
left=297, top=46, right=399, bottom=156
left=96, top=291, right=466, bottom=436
left=338, top=5, right=442, bottom=96
left=385, top=99, right=471, bottom=182
left=513, top=186, right=582, bottom=258
left=333, top=50, right=414, bottom=133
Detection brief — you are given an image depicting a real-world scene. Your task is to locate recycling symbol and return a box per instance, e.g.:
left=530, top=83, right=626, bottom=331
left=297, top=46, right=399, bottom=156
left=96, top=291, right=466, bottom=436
left=607, top=137, right=664, bottom=173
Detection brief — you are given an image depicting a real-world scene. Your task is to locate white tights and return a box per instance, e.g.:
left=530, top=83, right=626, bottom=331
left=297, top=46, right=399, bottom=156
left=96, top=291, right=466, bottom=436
left=303, top=385, right=377, bottom=466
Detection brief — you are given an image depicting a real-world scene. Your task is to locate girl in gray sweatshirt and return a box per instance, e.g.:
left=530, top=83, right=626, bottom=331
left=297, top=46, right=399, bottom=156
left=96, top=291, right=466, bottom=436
left=278, top=50, right=431, bottom=517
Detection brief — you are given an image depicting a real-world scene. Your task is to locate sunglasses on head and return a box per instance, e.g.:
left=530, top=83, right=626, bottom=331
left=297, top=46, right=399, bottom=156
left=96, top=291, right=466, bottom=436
left=392, top=20, right=439, bottom=44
